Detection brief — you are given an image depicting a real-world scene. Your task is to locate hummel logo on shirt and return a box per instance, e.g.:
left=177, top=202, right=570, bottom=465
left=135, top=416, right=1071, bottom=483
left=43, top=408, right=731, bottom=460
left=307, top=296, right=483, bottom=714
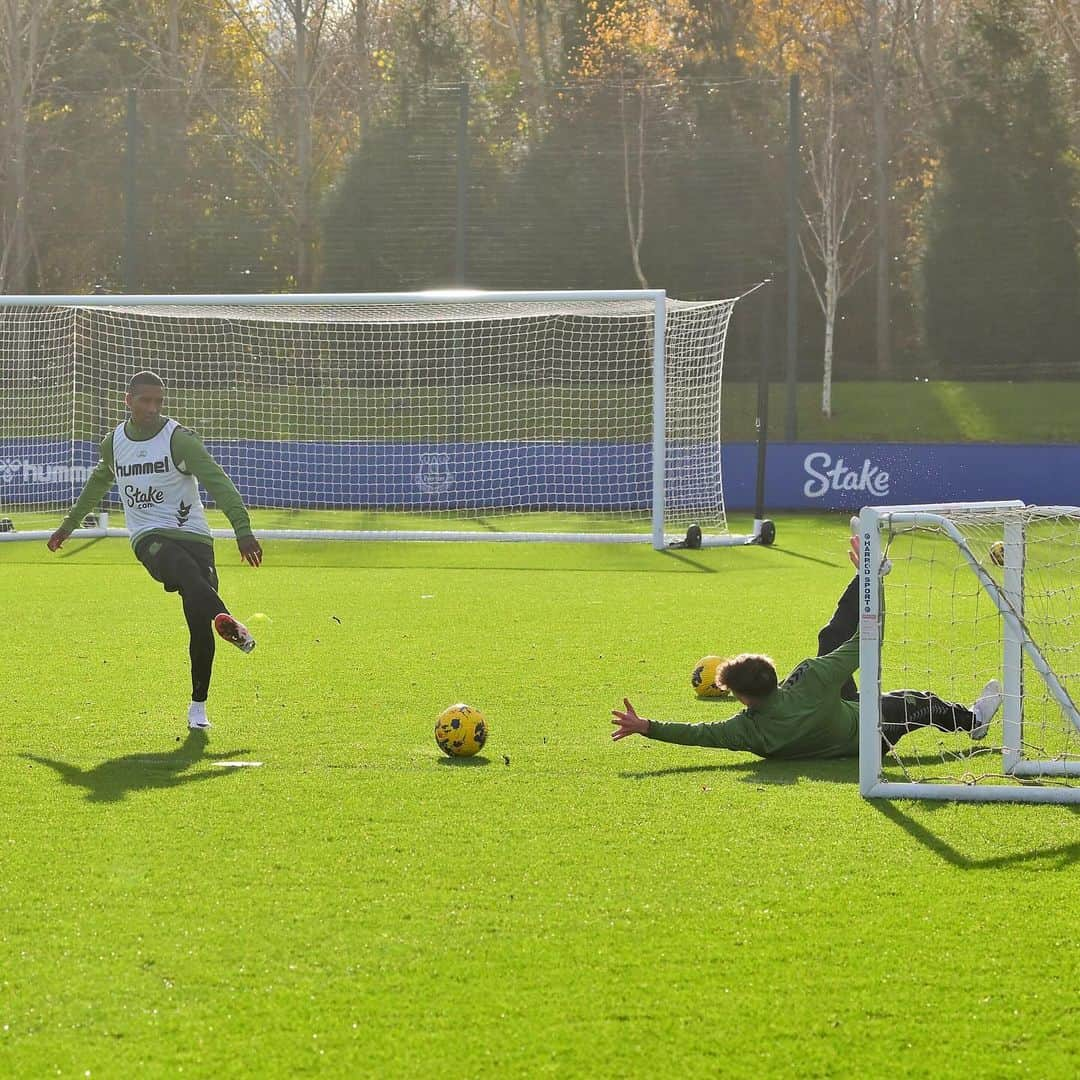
left=116, top=456, right=171, bottom=477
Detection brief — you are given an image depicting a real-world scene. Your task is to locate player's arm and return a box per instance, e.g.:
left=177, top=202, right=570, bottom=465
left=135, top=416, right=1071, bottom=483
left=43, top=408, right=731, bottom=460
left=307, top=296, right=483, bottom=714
left=172, top=427, right=262, bottom=566
left=48, top=437, right=115, bottom=551
left=611, top=698, right=755, bottom=751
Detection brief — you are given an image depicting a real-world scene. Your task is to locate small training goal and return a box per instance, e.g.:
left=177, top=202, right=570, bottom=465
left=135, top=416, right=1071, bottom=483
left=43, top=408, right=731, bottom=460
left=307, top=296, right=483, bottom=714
left=858, top=501, right=1080, bottom=803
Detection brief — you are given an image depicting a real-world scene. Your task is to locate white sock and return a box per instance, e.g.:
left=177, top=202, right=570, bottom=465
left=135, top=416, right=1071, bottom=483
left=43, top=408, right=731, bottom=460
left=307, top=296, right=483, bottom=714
left=188, top=701, right=209, bottom=726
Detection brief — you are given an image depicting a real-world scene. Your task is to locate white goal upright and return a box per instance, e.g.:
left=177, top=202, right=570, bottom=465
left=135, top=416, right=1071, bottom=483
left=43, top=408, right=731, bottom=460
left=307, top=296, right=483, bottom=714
left=858, top=501, right=1080, bottom=803
left=0, top=290, right=767, bottom=549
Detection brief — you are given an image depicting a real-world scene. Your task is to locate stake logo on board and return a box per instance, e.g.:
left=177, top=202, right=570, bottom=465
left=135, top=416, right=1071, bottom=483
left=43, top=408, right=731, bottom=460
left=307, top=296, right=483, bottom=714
left=803, top=452, right=890, bottom=499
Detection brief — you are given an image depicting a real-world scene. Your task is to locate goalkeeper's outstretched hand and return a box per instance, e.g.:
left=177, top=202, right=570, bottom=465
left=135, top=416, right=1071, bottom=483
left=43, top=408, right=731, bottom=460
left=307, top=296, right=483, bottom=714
left=611, top=698, right=650, bottom=741
left=238, top=535, right=263, bottom=567
left=46, top=528, right=70, bottom=552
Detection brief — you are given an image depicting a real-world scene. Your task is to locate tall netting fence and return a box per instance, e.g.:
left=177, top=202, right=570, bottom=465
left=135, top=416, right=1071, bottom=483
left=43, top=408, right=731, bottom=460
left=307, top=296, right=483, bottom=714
left=9, top=76, right=1079, bottom=382
left=16, top=81, right=787, bottom=378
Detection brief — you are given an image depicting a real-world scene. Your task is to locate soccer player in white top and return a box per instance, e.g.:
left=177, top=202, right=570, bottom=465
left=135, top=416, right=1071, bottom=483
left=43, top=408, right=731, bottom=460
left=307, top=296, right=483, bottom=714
left=47, top=371, right=263, bottom=731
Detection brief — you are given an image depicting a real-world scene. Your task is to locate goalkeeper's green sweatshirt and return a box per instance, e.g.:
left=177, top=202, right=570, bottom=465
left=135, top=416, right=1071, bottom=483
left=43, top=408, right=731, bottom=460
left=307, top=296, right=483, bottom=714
left=646, top=637, right=861, bottom=759
left=60, top=419, right=253, bottom=549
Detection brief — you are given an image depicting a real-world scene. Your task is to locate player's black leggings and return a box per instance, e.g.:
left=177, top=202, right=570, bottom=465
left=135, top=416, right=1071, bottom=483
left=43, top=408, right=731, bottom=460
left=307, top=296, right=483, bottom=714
left=818, top=575, right=862, bottom=701
left=136, top=536, right=229, bottom=703
left=817, top=574, right=979, bottom=751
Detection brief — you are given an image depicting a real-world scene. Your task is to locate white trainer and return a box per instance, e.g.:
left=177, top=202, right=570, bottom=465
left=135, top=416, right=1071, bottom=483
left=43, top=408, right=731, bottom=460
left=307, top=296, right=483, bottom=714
left=214, top=613, right=256, bottom=653
left=970, top=678, right=1003, bottom=740
left=188, top=701, right=211, bottom=730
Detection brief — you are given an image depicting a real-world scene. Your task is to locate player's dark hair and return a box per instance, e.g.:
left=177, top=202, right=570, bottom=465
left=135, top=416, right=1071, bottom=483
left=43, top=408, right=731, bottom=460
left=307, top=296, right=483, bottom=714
left=127, top=370, right=165, bottom=393
left=716, top=654, right=778, bottom=699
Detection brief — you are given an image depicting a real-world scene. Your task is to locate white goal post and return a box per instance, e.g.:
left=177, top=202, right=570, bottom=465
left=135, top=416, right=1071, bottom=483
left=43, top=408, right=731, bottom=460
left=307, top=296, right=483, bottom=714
left=0, top=290, right=770, bottom=549
left=858, top=501, right=1080, bottom=804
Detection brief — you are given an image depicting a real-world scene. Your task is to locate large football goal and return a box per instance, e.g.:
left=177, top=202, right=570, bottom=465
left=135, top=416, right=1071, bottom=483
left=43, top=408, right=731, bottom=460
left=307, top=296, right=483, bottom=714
left=0, top=290, right=772, bottom=549
left=858, top=501, right=1080, bottom=803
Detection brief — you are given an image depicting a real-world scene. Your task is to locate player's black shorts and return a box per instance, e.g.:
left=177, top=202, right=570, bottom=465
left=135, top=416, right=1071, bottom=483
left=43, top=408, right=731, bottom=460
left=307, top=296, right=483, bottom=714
left=135, top=534, right=219, bottom=595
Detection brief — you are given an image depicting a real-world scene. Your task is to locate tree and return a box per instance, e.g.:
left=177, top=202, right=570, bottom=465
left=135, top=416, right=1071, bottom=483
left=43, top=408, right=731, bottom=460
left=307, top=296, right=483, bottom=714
left=920, top=0, right=1080, bottom=377
left=860, top=0, right=899, bottom=376
left=0, top=0, right=65, bottom=292
left=320, top=98, right=472, bottom=290
left=218, top=0, right=357, bottom=290
left=573, top=1, right=697, bottom=287
left=800, top=74, right=872, bottom=415
left=95, top=1, right=279, bottom=292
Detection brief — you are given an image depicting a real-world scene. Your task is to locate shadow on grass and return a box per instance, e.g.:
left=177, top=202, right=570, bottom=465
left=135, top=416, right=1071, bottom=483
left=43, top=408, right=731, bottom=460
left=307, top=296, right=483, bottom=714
left=761, top=547, right=840, bottom=569
left=260, top=541, right=800, bottom=575
left=436, top=755, right=491, bottom=767
left=57, top=536, right=111, bottom=557
left=619, top=747, right=1010, bottom=787
left=657, top=550, right=718, bottom=573
left=22, top=729, right=253, bottom=803
left=620, top=758, right=857, bottom=786
left=659, top=537, right=841, bottom=573
left=871, top=800, right=1080, bottom=871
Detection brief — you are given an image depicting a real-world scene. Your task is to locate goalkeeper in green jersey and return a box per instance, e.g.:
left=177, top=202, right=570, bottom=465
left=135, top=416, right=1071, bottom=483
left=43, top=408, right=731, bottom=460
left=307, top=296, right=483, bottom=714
left=610, top=541, right=1004, bottom=760
left=46, top=370, right=263, bottom=732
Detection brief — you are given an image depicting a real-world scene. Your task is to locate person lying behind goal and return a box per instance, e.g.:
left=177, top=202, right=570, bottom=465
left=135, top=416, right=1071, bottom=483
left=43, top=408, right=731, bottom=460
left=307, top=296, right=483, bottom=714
left=47, top=370, right=261, bottom=733
left=610, top=543, right=1004, bottom=759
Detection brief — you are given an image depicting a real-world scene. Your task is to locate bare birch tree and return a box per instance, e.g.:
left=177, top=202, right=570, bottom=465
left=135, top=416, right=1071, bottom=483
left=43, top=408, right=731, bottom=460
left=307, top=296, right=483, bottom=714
left=619, top=78, right=649, bottom=288
left=799, top=77, right=873, bottom=417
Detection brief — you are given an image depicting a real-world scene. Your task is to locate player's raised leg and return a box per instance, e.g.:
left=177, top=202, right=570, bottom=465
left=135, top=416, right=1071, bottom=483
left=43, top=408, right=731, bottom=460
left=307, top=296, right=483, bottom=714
left=214, top=613, right=256, bottom=653
left=817, top=573, right=860, bottom=701
left=879, top=682, right=1001, bottom=752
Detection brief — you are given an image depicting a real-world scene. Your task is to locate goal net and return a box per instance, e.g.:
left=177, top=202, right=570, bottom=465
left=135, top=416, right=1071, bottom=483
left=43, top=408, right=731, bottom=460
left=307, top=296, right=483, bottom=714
left=858, top=502, right=1080, bottom=803
left=0, top=291, right=761, bottom=548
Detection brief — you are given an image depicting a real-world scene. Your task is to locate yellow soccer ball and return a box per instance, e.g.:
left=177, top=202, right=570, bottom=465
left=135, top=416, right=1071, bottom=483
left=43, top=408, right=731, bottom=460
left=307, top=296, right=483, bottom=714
left=434, top=703, right=488, bottom=758
left=691, top=655, right=730, bottom=699
left=989, top=541, right=1005, bottom=567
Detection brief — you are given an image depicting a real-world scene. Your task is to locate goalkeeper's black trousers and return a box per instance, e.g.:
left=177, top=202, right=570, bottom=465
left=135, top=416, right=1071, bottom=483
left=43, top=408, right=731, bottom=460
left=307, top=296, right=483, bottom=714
left=817, top=574, right=862, bottom=700
left=817, top=574, right=979, bottom=750
left=136, top=535, right=229, bottom=703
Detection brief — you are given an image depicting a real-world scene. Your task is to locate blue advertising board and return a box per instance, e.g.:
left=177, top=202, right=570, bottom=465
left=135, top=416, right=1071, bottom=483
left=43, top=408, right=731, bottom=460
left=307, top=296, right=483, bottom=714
left=722, top=443, right=1080, bottom=511
left=1, top=439, right=1077, bottom=513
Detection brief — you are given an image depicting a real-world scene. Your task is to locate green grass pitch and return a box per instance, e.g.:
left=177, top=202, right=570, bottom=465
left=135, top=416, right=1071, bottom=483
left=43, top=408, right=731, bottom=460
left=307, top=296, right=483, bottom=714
left=1, top=514, right=1076, bottom=1078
